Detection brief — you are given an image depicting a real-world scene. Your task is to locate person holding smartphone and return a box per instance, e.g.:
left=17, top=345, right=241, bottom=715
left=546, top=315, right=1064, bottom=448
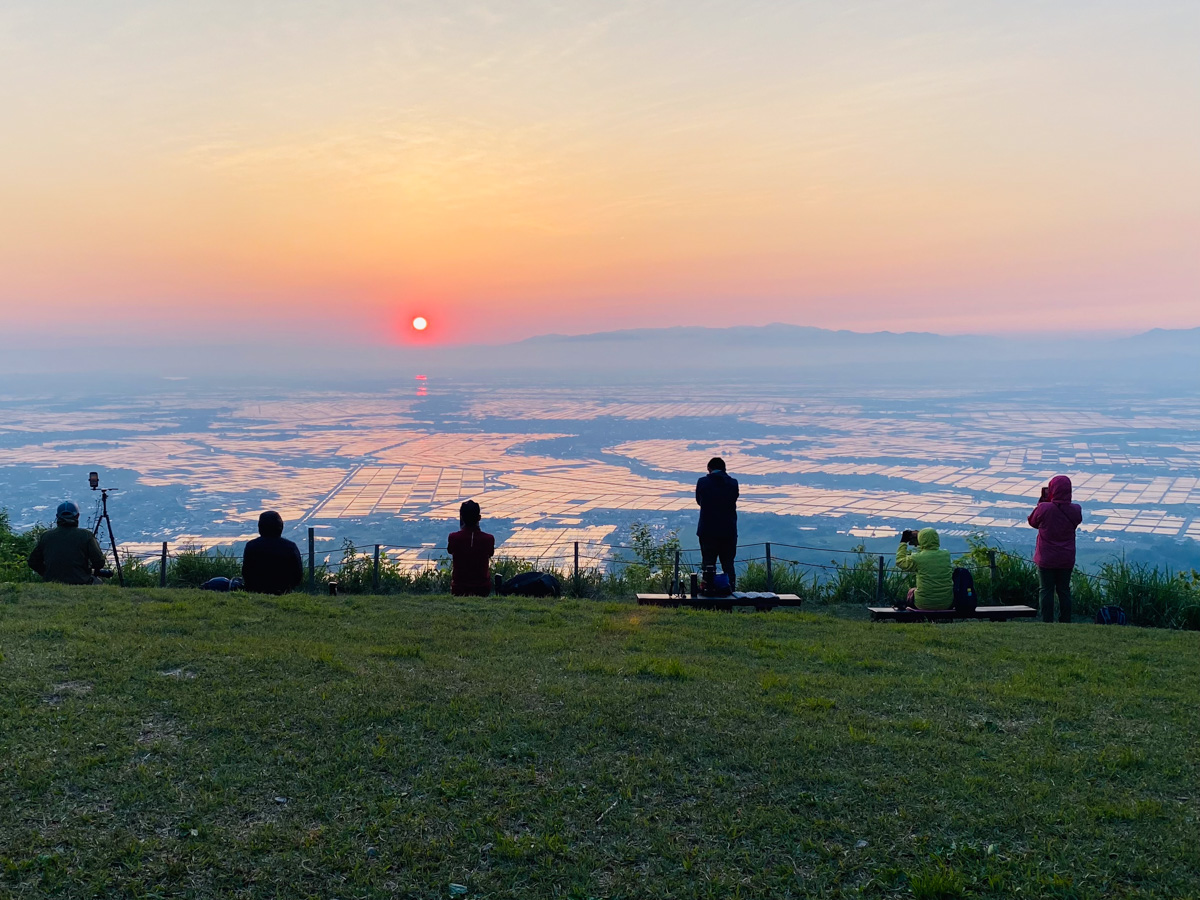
left=1028, top=475, right=1083, bottom=622
left=894, top=527, right=953, bottom=609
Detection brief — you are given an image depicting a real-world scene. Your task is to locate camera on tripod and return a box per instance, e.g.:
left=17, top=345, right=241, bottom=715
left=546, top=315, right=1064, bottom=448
left=88, top=471, right=125, bottom=587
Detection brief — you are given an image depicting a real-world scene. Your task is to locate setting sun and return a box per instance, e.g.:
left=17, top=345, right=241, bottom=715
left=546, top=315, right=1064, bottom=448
left=412, top=316, right=428, bottom=332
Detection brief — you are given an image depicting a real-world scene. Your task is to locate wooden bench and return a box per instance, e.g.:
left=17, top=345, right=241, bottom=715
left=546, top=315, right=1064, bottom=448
left=637, top=592, right=802, bottom=612
left=869, top=605, right=1037, bottom=622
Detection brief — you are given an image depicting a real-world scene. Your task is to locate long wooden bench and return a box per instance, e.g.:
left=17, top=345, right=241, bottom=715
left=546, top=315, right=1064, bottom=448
left=869, top=605, right=1037, bottom=622
left=636, top=592, right=802, bottom=612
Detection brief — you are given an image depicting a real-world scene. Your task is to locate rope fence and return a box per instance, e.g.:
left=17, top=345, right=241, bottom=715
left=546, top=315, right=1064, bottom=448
left=100, top=525, right=1185, bottom=609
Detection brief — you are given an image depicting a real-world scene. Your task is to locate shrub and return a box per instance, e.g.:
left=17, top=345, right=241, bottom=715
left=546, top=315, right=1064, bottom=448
left=616, top=522, right=682, bottom=594
left=828, top=548, right=910, bottom=605
left=960, top=534, right=1039, bottom=605
left=0, top=510, right=43, bottom=584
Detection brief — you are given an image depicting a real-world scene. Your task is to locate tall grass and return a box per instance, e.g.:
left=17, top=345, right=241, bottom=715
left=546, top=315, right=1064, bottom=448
left=1079, top=558, right=1200, bottom=630
left=962, top=533, right=1200, bottom=630
left=6, top=510, right=1200, bottom=630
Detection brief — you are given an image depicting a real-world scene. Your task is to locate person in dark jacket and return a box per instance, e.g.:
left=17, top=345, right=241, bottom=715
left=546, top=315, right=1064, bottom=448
left=1028, top=474, right=1083, bottom=623
left=28, top=501, right=107, bottom=585
left=696, top=457, right=739, bottom=590
left=241, top=510, right=303, bottom=595
left=447, top=500, right=495, bottom=596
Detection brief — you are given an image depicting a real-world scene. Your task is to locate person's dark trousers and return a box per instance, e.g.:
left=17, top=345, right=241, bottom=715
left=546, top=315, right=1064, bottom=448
left=700, top=535, right=737, bottom=590
left=1038, top=566, right=1072, bottom=622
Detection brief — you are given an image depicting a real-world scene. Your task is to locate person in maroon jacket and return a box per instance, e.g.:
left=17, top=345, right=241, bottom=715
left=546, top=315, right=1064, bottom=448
left=1028, top=474, right=1083, bottom=623
left=447, top=500, right=495, bottom=596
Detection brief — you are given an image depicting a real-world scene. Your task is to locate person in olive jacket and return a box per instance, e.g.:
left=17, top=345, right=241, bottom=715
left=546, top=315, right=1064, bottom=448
left=241, top=510, right=303, bottom=595
left=895, top=527, right=953, bottom=610
left=28, top=501, right=106, bottom=585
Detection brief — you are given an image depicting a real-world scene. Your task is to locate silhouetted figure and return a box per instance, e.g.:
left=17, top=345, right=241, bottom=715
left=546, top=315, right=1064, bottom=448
left=696, top=457, right=739, bottom=591
left=895, top=528, right=953, bottom=610
left=241, top=511, right=303, bottom=595
left=1028, top=475, right=1083, bottom=623
left=448, top=500, right=495, bottom=596
left=28, top=501, right=106, bottom=585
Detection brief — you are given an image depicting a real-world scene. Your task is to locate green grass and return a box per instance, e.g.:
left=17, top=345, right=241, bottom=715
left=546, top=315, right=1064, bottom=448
left=3, top=584, right=1200, bottom=899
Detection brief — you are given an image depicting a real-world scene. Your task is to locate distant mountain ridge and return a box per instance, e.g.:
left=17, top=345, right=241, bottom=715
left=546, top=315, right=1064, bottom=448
left=518, top=323, right=972, bottom=345
left=515, top=322, right=1199, bottom=347
left=458, top=321, right=1199, bottom=385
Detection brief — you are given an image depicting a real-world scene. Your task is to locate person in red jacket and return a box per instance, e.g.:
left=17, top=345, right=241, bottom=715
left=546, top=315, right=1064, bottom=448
left=1028, top=474, right=1083, bottom=623
left=447, top=500, right=495, bottom=596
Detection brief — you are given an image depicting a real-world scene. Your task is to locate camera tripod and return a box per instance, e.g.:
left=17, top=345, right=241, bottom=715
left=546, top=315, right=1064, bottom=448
left=91, top=488, right=125, bottom=587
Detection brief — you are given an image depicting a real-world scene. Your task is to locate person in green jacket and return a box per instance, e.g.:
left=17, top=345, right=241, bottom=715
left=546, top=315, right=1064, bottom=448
left=28, top=501, right=107, bottom=585
left=895, top=527, right=953, bottom=610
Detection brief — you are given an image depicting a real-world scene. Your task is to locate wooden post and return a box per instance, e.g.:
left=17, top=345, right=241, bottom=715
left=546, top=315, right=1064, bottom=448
left=988, top=550, right=998, bottom=601
left=373, top=544, right=381, bottom=594
left=574, top=541, right=580, bottom=597
left=308, top=527, right=316, bottom=593
left=876, top=555, right=885, bottom=605
left=765, top=542, right=773, bottom=593
left=159, top=541, right=168, bottom=588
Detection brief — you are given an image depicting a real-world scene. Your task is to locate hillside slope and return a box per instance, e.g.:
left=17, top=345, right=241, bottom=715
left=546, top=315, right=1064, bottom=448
left=2, top=584, right=1198, bottom=898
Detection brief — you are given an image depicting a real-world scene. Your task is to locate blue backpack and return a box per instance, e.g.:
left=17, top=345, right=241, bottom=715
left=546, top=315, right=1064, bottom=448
left=952, top=567, right=977, bottom=612
left=1095, top=605, right=1128, bottom=625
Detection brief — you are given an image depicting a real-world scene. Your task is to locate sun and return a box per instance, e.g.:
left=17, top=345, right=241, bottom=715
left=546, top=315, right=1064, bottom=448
left=411, top=316, right=428, bottom=332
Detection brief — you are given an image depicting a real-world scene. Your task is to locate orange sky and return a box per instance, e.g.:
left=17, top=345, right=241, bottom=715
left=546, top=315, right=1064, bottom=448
left=1, top=1, right=1198, bottom=344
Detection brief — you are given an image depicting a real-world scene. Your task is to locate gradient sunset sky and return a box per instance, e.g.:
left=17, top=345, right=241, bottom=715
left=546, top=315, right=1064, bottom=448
left=2, top=1, right=1197, bottom=345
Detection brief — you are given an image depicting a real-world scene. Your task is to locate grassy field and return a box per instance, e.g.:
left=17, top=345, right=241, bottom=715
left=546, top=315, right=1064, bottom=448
left=2, top=585, right=1199, bottom=899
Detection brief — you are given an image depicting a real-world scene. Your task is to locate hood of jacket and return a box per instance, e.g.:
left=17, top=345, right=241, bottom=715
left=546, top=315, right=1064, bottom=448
left=1048, top=474, right=1073, bottom=503
left=917, top=527, right=941, bottom=550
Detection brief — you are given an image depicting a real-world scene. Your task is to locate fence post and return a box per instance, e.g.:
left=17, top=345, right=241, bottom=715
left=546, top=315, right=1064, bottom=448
left=574, top=541, right=580, bottom=597
left=308, top=527, right=316, bottom=593
left=988, top=550, right=998, bottom=601
left=765, top=542, right=773, bottom=593
left=876, top=555, right=885, bottom=605
left=373, top=544, right=381, bottom=594
left=159, top=541, right=168, bottom=588
left=672, top=548, right=681, bottom=597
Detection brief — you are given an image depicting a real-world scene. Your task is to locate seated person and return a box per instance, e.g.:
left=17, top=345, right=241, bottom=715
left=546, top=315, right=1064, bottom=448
left=894, top=527, right=953, bottom=610
left=447, top=500, right=495, bottom=597
left=242, top=510, right=303, bottom=595
left=28, top=501, right=107, bottom=585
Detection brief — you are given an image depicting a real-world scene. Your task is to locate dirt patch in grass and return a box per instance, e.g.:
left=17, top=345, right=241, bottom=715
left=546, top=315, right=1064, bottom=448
left=43, top=681, right=92, bottom=705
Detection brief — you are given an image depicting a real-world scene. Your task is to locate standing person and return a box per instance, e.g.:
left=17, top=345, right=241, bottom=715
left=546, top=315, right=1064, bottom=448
left=1028, top=475, right=1083, bottom=623
left=27, top=501, right=107, bottom=585
left=447, top=500, right=495, bottom=597
left=894, top=527, right=953, bottom=609
left=696, top=457, right=739, bottom=591
left=242, top=510, right=304, bottom=595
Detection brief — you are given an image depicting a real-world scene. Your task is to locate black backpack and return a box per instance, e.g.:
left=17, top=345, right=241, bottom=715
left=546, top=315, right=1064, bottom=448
left=1095, top=605, right=1128, bottom=625
left=200, top=576, right=244, bottom=592
left=501, top=571, right=561, bottom=598
left=952, top=567, right=977, bottom=612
